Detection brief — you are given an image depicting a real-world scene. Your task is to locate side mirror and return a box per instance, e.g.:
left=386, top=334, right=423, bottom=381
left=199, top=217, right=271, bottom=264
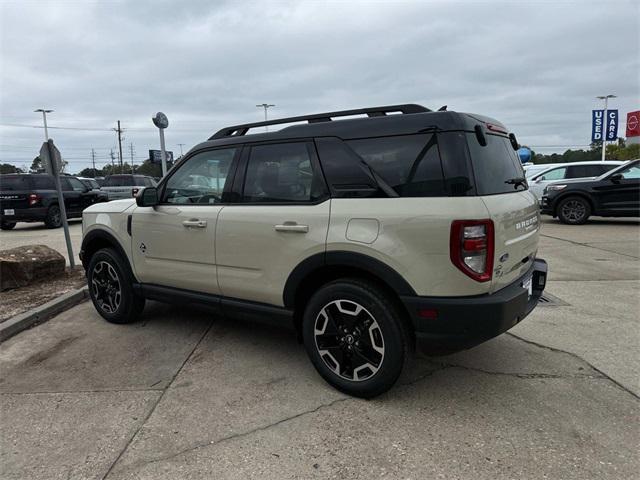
left=136, top=187, right=158, bottom=207
left=536, top=176, right=544, bottom=183
left=609, top=173, right=623, bottom=183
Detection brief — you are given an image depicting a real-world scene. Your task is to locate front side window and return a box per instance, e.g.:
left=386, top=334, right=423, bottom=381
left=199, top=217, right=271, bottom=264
left=620, top=164, right=640, bottom=179
left=540, top=167, right=566, bottom=181
left=242, top=143, right=326, bottom=203
left=163, top=148, right=236, bottom=204
left=68, top=177, right=86, bottom=192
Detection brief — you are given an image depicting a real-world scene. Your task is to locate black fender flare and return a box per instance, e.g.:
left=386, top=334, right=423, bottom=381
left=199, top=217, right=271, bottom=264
left=80, top=229, right=130, bottom=273
left=283, top=251, right=417, bottom=308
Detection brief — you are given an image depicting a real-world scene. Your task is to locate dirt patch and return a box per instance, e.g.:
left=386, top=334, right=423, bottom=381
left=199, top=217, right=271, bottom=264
left=0, top=267, right=86, bottom=323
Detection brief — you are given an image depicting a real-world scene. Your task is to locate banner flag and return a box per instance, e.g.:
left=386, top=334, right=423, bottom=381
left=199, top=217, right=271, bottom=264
left=605, top=109, right=618, bottom=141
left=591, top=110, right=604, bottom=142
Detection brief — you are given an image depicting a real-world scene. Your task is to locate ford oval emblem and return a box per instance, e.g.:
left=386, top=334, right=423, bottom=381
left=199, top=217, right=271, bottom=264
left=499, top=253, right=509, bottom=263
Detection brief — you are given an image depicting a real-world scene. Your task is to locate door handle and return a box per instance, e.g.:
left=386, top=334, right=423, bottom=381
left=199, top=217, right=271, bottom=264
left=275, top=223, right=309, bottom=233
left=182, top=219, right=207, bottom=229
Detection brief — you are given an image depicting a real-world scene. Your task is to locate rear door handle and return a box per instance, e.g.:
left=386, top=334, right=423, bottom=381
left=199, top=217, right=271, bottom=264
left=275, top=223, right=309, bottom=233
left=183, top=219, right=207, bottom=229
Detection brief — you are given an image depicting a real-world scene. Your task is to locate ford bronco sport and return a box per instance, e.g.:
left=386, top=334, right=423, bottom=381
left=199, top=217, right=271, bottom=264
left=80, top=104, right=547, bottom=398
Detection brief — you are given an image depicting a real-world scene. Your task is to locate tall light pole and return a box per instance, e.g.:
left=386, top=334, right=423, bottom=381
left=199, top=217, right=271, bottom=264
left=256, top=103, right=275, bottom=131
left=177, top=143, right=185, bottom=157
left=152, top=112, right=169, bottom=176
left=596, top=94, right=616, bottom=161
left=34, top=108, right=53, bottom=140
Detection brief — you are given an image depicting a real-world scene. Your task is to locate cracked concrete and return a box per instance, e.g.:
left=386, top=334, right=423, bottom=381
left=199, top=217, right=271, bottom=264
left=1, top=217, right=639, bottom=479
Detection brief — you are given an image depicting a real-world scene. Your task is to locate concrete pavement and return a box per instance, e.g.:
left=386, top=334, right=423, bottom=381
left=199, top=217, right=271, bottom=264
left=0, top=217, right=638, bottom=479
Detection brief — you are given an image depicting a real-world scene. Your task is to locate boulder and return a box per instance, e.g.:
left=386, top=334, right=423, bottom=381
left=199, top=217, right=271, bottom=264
left=0, top=245, right=66, bottom=291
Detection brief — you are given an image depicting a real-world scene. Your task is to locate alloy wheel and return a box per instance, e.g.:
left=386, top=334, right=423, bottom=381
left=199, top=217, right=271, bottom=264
left=91, top=261, right=122, bottom=314
left=561, top=200, right=586, bottom=222
left=314, top=299, right=385, bottom=381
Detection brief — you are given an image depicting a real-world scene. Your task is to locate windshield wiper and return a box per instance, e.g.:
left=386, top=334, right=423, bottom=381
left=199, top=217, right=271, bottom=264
left=505, top=177, right=527, bottom=189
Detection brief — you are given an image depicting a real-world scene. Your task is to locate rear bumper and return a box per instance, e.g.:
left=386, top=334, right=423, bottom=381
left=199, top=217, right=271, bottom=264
left=0, top=207, right=48, bottom=223
left=401, top=258, right=548, bottom=349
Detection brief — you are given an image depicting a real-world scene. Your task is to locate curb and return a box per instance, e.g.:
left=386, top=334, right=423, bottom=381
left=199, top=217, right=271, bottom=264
left=0, top=287, right=89, bottom=343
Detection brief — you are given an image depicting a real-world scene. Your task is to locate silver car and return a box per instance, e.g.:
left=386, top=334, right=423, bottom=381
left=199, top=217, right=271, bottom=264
left=102, top=174, right=157, bottom=200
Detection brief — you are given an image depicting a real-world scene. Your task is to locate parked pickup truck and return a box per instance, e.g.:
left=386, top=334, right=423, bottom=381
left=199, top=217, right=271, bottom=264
left=0, top=173, right=107, bottom=229
left=102, top=174, right=157, bottom=200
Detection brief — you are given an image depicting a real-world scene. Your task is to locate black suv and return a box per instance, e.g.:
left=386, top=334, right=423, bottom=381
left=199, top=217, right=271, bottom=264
left=0, top=174, right=108, bottom=229
left=541, top=159, right=640, bottom=224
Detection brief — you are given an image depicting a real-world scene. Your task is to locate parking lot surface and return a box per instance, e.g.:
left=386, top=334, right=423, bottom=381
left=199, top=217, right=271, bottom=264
left=0, top=220, right=83, bottom=265
left=1, top=217, right=639, bottom=479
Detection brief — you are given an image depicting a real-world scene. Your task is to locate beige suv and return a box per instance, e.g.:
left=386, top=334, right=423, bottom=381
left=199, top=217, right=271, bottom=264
left=80, top=104, right=547, bottom=398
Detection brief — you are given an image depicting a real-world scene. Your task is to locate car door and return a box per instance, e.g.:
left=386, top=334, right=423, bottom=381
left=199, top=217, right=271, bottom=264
left=60, top=177, right=83, bottom=215
left=593, top=162, right=640, bottom=215
left=530, top=166, right=567, bottom=199
left=67, top=177, right=95, bottom=211
left=130, top=147, right=240, bottom=295
left=216, top=141, right=330, bottom=307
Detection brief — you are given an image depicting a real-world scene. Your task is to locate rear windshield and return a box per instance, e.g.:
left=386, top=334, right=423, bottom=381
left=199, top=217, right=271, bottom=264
left=466, top=133, right=526, bottom=195
left=0, top=175, right=30, bottom=191
left=104, top=175, right=134, bottom=187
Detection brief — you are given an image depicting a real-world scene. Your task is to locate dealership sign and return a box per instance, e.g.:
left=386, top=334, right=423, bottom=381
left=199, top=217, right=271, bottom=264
left=626, top=110, right=640, bottom=138
left=592, top=109, right=618, bottom=142
left=149, top=149, right=173, bottom=164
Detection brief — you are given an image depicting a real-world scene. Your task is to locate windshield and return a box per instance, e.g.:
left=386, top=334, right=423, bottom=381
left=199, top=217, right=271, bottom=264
left=466, top=133, right=526, bottom=194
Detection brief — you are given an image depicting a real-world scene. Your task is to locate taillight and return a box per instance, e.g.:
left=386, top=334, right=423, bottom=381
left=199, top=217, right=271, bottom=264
left=450, top=219, right=494, bottom=282
left=28, top=193, right=40, bottom=206
left=132, top=188, right=139, bottom=197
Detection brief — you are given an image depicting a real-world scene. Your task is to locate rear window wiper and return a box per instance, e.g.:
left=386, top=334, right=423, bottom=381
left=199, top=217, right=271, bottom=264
left=505, top=177, right=527, bottom=189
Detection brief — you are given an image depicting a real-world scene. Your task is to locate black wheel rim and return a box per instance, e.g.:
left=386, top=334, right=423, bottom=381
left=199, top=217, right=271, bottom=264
left=51, top=208, right=61, bottom=225
left=561, top=200, right=586, bottom=222
left=314, top=300, right=385, bottom=382
left=91, top=261, right=122, bottom=314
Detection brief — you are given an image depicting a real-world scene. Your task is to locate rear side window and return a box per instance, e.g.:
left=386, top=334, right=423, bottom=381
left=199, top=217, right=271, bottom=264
left=32, top=176, right=55, bottom=189
left=566, top=164, right=616, bottom=178
left=243, top=143, right=326, bottom=203
left=0, top=176, right=30, bottom=190
left=466, top=133, right=526, bottom=195
left=346, top=134, right=446, bottom=197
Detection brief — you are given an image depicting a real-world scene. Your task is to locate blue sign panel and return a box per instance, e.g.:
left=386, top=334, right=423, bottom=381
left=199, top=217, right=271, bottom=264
left=591, top=110, right=604, bottom=142
left=605, top=109, right=618, bottom=141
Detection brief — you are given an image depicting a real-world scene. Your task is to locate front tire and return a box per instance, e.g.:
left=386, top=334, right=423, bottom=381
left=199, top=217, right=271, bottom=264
left=302, top=279, right=409, bottom=398
left=557, top=196, right=591, bottom=225
left=87, top=248, right=145, bottom=324
left=44, top=205, right=62, bottom=228
left=1, top=221, right=16, bottom=230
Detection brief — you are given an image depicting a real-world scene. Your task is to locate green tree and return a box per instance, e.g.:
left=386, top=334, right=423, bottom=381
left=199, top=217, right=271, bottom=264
left=77, top=167, right=103, bottom=178
left=30, top=156, right=43, bottom=173
left=0, top=163, right=24, bottom=174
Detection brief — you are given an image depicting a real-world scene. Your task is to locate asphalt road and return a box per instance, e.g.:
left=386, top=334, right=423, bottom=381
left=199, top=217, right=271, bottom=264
left=0, top=217, right=638, bottom=479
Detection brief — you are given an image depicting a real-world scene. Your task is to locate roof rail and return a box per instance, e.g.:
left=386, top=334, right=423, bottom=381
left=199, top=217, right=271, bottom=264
left=209, top=104, right=431, bottom=140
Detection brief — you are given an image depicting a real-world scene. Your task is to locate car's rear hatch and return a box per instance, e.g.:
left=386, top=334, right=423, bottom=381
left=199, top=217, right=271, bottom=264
left=0, top=175, right=32, bottom=211
left=464, top=123, right=540, bottom=293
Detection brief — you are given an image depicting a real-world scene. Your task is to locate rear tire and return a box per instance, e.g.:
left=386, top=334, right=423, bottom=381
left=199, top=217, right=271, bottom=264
left=87, top=248, right=145, bottom=324
left=44, top=205, right=62, bottom=228
left=302, top=278, right=410, bottom=398
left=557, top=196, right=591, bottom=225
left=1, top=221, right=16, bottom=230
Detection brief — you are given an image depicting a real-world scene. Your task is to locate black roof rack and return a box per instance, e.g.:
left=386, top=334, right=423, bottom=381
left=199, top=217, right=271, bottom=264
left=209, top=104, right=431, bottom=140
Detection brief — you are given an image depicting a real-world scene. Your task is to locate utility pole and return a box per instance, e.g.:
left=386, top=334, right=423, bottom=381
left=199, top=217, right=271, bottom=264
left=113, top=120, right=124, bottom=172
left=34, top=108, right=53, bottom=141
left=109, top=149, right=116, bottom=172
left=596, top=94, right=616, bottom=161
left=177, top=143, right=185, bottom=157
left=129, top=143, right=136, bottom=173
left=256, top=103, right=275, bottom=131
left=91, top=149, right=96, bottom=176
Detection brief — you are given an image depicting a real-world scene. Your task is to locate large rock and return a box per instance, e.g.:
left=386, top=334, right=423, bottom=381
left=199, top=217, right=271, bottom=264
left=0, top=245, right=66, bottom=291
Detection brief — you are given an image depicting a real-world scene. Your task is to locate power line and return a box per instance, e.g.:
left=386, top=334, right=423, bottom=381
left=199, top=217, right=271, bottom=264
left=0, top=123, right=112, bottom=131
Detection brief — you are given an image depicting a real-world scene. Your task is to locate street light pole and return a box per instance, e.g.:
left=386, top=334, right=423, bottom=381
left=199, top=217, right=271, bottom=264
left=596, top=94, right=616, bottom=161
left=34, top=108, right=53, bottom=141
left=256, top=103, right=275, bottom=131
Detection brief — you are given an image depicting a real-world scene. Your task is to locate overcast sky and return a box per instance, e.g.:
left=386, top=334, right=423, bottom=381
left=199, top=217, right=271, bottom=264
left=1, top=0, right=638, bottom=173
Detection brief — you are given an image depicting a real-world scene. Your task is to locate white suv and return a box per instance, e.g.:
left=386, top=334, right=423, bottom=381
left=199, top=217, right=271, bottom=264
left=80, top=105, right=548, bottom=398
left=528, top=161, right=623, bottom=199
